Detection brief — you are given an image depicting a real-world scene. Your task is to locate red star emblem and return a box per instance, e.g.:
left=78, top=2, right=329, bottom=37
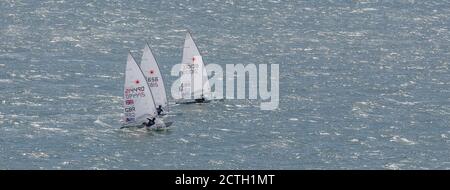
left=135, top=80, right=140, bottom=84
left=149, top=70, right=155, bottom=75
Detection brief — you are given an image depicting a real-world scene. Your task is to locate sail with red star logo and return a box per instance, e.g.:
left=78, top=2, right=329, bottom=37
left=178, top=32, right=211, bottom=101
left=123, top=52, right=157, bottom=126
left=140, top=43, right=168, bottom=112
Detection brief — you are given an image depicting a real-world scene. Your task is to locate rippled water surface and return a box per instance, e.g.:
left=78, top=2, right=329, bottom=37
left=1, top=0, right=450, bottom=169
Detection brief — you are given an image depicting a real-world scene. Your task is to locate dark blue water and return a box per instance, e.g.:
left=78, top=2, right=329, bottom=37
left=1, top=0, right=449, bottom=169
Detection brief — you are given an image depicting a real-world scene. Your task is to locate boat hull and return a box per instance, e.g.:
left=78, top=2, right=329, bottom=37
left=121, top=121, right=173, bottom=130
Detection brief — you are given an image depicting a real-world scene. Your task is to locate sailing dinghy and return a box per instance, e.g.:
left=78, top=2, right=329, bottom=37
left=176, top=32, right=212, bottom=104
left=121, top=53, right=171, bottom=130
left=140, top=43, right=169, bottom=116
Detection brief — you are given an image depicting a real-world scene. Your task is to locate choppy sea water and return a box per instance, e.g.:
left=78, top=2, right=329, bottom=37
left=1, top=0, right=450, bottom=169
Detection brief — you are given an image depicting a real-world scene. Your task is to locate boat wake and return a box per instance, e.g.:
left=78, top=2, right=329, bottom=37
left=94, top=118, right=112, bottom=128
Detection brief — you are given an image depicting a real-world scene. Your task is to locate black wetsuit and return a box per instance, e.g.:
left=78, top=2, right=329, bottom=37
left=195, top=95, right=206, bottom=103
left=195, top=98, right=205, bottom=103
left=144, top=118, right=156, bottom=127
left=156, top=105, right=163, bottom=115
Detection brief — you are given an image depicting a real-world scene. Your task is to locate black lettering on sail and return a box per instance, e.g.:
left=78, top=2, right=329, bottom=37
left=124, top=107, right=135, bottom=112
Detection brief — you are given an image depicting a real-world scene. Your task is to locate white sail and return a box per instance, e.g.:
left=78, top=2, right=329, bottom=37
left=179, top=64, right=192, bottom=99
left=178, top=32, right=211, bottom=100
left=192, top=56, right=211, bottom=99
left=182, top=32, right=201, bottom=68
left=140, top=43, right=168, bottom=111
left=123, top=53, right=157, bottom=125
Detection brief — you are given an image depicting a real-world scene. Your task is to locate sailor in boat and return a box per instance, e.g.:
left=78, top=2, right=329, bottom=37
left=156, top=105, right=163, bottom=115
left=195, top=94, right=206, bottom=103
left=143, top=118, right=156, bottom=127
